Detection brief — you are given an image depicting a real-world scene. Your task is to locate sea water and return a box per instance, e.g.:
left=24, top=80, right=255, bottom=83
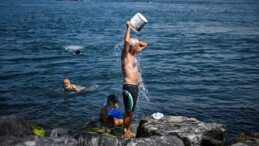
left=0, top=0, right=258, bottom=142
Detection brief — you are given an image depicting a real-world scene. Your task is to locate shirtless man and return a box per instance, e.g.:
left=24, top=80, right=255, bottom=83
left=63, top=79, right=80, bottom=92
left=121, top=21, right=147, bottom=138
left=100, top=94, right=123, bottom=128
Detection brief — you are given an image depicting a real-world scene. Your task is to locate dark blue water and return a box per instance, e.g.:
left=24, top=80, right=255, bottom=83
left=0, top=0, right=258, bottom=142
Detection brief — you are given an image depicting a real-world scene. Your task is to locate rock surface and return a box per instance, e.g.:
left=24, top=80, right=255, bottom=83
left=80, top=118, right=138, bottom=138
left=136, top=116, right=227, bottom=146
left=0, top=135, right=78, bottom=146
left=0, top=115, right=229, bottom=146
left=229, top=132, right=259, bottom=146
left=51, top=128, right=184, bottom=146
left=0, top=115, right=33, bottom=137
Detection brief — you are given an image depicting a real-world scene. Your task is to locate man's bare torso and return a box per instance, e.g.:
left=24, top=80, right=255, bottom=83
left=121, top=53, right=140, bottom=86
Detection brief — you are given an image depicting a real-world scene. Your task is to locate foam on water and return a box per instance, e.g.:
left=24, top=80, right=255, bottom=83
left=85, top=84, right=99, bottom=91
left=64, top=45, right=83, bottom=51
left=77, top=85, right=86, bottom=91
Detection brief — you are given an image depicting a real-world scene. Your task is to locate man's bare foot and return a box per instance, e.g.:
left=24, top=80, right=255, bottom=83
left=121, top=128, right=130, bottom=138
left=128, top=131, right=136, bottom=138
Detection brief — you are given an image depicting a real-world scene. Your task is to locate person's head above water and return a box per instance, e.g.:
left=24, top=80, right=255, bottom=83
left=63, top=79, right=70, bottom=89
left=129, top=38, right=139, bottom=54
left=76, top=50, right=80, bottom=55
left=107, top=94, right=118, bottom=105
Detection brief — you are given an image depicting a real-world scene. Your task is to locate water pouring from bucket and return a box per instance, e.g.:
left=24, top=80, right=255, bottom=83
left=130, top=13, right=148, bottom=33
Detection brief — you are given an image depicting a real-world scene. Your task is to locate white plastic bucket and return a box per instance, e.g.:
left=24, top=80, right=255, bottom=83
left=130, top=13, right=148, bottom=33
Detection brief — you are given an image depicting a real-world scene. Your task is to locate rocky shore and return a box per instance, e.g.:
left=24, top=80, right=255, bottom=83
left=0, top=115, right=258, bottom=146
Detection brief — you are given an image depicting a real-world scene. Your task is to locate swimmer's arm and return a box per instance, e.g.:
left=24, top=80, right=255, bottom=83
left=136, top=41, right=147, bottom=53
left=122, top=21, right=131, bottom=56
left=72, top=84, right=80, bottom=92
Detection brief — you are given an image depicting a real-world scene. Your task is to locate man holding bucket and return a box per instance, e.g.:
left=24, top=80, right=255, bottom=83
left=121, top=21, right=147, bottom=138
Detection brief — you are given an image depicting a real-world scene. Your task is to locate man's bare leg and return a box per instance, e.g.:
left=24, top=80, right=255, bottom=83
left=122, top=112, right=135, bottom=138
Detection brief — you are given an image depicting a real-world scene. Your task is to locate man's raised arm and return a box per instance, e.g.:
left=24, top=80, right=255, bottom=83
left=122, top=21, right=131, bottom=56
left=136, top=41, right=147, bottom=53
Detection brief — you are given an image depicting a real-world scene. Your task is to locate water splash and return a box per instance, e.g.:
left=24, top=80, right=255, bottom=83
left=138, top=81, right=150, bottom=102
left=113, top=40, right=124, bottom=61
left=137, top=53, right=151, bottom=102
left=77, top=85, right=86, bottom=91
left=64, top=45, right=83, bottom=51
left=133, top=53, right=151, bottom=121
left=112, top=40, right=124, bottom=97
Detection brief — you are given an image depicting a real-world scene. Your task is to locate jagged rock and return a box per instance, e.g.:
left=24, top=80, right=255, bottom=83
left=0, top=135, right=77, bottom=146
left=80, top=118, right=138, bottom=138
left=0, top=115, right=33, bottom=137
left=136, top=116, right=226, bottom=146
left=229, top=132, right=259, bottom=146
left=51, top=128, right=184, bottom=146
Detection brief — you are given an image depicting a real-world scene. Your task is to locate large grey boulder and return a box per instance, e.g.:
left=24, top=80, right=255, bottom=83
left=0, top=115, right=32, bottom=137
left=0, top=135, right=78, bottom=146
left=230, top=132, right=259, bottom=146
left=136, top=116, right=226, bottom=146
left=51, top=128, right=184, bottom=146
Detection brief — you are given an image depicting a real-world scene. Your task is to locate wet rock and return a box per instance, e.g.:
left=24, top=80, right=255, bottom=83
left=124, top=135, right=184, bottom=146
left=51, top=128, right=184, bottom=146
left=0, top=115, right=32, bottom=137
left=136, top=116, right=226, bottom=146
left=80, top=118, right=138, bottom=138
left=0, top=135, right=77, bottom=146
left=229, top=132, right=259, bottom=146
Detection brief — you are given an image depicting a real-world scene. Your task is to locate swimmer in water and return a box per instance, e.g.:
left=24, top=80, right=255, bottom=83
left=121, top=21, right=147, bottom=138
left=63, top=79, right=80, bottom=92
left=71, top=50, right=86, bottom=56
left=100, top=95, right=123, bottom=128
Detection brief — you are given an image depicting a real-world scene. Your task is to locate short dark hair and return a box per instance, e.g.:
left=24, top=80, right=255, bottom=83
left=76, top=50, right=80, bottom=54
left=107, top=94, right=118, bottom=104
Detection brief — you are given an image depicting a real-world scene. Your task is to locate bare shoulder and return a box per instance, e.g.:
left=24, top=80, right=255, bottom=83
left=71, top=84, right=77, bottom=87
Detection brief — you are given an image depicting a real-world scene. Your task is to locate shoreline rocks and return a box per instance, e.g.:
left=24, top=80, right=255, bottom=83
left=3, top=115, right=258, bottom=146
left=136, top=116, right=227, bottom=146
left=229, top=132, right=259, bottom=146
left=0, top=115, right=33, bottom=137
left=0, top=135, right=77, bottom=146
left=80, top=118, right=138, bottom=138
left=51, top=128, right=184, bottom=146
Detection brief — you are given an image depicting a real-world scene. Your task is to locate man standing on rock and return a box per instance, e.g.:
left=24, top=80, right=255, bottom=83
left=121, top=21, right=147, bottom=138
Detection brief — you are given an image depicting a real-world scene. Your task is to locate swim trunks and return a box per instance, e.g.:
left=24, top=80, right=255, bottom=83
left=122, top=84, right=139, bottom=113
